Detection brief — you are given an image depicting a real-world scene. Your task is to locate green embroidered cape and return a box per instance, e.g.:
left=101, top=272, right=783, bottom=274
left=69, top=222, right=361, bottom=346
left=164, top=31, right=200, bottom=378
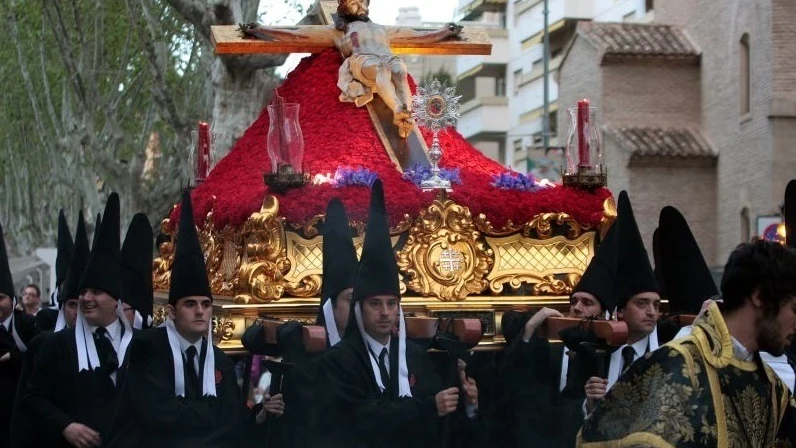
left=578, top=302, right=794, bottom=448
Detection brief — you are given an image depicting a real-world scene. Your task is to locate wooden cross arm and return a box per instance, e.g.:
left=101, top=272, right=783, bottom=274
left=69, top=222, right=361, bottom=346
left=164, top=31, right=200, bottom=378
left=260, top=319, right=327, bottom=352
left=211, top=24, right=492, bottom=56
left=539, top=317, right=629, bottom=347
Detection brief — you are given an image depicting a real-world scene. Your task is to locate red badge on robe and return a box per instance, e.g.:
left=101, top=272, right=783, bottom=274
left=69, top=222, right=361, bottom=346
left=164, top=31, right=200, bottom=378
left=409, top=374, right=416, bottom=388
left=215, top=369, right=223, bottom=384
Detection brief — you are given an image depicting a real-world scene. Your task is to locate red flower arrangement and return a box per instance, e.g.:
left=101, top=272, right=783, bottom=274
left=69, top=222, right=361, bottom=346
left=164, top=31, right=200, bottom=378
left=169, top=50, right=611, bottom=231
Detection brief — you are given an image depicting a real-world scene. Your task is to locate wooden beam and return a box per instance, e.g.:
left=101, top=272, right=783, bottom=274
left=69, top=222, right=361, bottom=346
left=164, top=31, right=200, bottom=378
left=211, top=25, right=492, bottom=56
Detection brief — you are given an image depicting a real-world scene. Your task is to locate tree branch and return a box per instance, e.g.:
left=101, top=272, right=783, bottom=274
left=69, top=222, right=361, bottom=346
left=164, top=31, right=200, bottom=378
left=164, top=0, right=211, bottom=41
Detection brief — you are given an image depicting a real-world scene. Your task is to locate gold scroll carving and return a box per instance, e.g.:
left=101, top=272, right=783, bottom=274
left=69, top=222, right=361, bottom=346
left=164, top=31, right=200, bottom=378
left=397, top=197, right=493, bottom=301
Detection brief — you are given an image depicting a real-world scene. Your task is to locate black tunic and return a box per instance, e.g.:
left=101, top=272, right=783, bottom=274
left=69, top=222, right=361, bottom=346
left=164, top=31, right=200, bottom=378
left=9, top=330, right=52, bottom=448
left=499, top=336, right=595, bottom=448
left=22, top=326, right=128, bottom=448
left=313, top=334, right=448, bottom=448
left=0, top=310, right=35, bottom=446
left=105, top=327, right=244, bottom=448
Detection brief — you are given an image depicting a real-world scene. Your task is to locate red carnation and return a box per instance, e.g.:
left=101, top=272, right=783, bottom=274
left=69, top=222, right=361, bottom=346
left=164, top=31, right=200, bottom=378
left=215, top=369, right=223, bottom=384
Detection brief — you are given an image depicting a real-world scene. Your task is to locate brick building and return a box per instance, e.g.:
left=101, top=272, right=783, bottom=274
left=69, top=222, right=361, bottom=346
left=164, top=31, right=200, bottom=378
left=558, top=0, right=796, bottom=266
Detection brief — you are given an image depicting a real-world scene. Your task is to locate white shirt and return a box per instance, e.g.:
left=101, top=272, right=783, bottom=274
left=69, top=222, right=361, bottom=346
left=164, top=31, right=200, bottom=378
left=606, top=335, right=651, bottom=390
left=1, top=314, right=12, bottom=332
left=89, top=318, right=123, bottom=384
left=177, top=333, right=204, bottom=374
left=365, top=333, right=390, bottom=372
left=559, top=348, right=571, bottom=392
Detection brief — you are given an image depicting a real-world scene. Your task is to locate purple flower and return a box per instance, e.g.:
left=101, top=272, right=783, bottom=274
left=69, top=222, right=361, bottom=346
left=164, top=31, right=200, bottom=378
left=402, top=164, right=462, bottom=188
left=332, top=166, right=378, bottom=188
left=491, top=171, right=547, bottom=192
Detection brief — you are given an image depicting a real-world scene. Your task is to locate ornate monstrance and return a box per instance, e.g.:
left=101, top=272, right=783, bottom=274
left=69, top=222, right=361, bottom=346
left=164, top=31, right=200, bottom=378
left=152, top=3, right=614, bottom=352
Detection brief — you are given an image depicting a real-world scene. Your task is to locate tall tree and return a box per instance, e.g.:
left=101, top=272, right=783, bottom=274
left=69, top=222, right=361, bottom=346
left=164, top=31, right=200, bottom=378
left=0, top=0, right=301, bottom=255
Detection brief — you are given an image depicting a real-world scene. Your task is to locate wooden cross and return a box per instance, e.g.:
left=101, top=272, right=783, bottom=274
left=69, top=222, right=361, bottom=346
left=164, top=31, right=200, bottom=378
left=209, top=0, right=492, bottom=172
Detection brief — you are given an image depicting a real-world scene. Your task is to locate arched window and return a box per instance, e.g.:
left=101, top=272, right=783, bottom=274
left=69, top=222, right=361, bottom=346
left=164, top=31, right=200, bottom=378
left=740, top=34, right=751, bottom=115
left=740, top=207, right=751, bottom=242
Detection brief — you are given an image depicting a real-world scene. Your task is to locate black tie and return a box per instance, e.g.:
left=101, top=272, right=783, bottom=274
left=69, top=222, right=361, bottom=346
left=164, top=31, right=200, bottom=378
left=378, top=348, right=390, bottom=392
left=185, top=346, right=200, bottom=397
left=94, top=327, right=118, bottom=374
left=620, top=345, right=636, bottom=374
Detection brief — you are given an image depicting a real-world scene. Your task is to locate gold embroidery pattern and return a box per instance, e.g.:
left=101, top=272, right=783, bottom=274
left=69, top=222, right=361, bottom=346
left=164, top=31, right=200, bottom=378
left=595, top=362, right=699, bottom=444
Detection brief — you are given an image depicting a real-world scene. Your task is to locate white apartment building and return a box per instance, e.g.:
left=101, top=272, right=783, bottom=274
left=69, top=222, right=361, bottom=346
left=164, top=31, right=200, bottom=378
left=455, top=0, right=654, bottom=178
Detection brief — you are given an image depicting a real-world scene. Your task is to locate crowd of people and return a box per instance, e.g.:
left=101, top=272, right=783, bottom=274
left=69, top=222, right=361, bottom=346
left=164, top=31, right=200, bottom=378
left=0, top=179, right=794, bottom=448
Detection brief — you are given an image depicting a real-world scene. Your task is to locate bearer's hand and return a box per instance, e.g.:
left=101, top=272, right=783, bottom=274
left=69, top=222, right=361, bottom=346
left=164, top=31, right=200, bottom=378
left=459, top=365, right=478, bottom=409
left=585, top=376, right=608, bottom=412
left=0, top=352, right=9, bottom=362
left=62, top=422, right=101, bottom=448
left=256, top=393, right=284, bottom=423
left=445, top=22, right=463, bottom=36
left=522, top=307, right=563, bottom=342
left=435, top=387, right=459, bottom=417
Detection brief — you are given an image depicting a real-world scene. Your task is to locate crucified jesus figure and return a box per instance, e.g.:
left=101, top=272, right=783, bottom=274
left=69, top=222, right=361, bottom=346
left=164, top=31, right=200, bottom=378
left=241, top=0, right=463, bottom=138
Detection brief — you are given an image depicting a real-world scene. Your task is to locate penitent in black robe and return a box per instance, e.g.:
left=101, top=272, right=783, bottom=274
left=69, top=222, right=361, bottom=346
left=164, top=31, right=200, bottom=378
left=105, top=327, right=244, bottom=448
left=314, top=336, right=440, bottom=448
left=0, top=310, right=35, bottom=446
left=499, top=335, right=596, bottom=448
left=244, top=322, right=323, bottom=448
left=22, top=326, right=128, bottom=448
left=314, top=333, right=485, bottom=448
left=9, top=330, right=53, bottom=448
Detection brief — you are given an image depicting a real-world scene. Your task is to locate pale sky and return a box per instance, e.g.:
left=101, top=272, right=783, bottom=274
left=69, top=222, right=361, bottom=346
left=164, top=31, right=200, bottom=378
left=258, top=0, right=459, bottom=74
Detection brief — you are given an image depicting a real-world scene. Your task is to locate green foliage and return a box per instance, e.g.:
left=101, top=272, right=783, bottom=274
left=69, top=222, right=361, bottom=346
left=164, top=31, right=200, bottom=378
left=0, top=0, right=210, bottom=253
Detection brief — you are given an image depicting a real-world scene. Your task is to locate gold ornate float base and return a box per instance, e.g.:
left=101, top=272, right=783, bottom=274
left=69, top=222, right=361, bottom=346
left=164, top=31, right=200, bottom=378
left=153, top=192, right=616, bottom=352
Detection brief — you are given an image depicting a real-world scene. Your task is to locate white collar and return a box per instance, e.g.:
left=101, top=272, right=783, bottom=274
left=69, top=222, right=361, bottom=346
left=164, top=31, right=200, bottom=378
left=1, top=313, right=11, bottom=331
left=89, top=318, right=122, bottom=341
left=364, top=332, right=390, bottom=357
left=625, top=334, right=651, bottom=358
left=164, top=318, right=216, bottom=397
left=730, top=336, right=754, bottom=362
left=321, top=299, right=342, bottom=346
left=176, top=331, right=204, bottom=356
left=353, top=302, right=412, bottom=397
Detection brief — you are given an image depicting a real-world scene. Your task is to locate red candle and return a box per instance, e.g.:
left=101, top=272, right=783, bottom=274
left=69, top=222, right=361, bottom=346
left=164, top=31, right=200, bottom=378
left=197, top=121, right=210, bottom=181
left=577, top=99, right=590, bottom=167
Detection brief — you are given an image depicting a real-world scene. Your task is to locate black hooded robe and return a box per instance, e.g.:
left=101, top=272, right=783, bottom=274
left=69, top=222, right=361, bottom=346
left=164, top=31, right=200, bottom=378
left=9, top=329, right=54, bottom=448
left=22, top=327, right=128, bottom=448
left=243, top=321, right=323, bottom=448
left=499, top=334, right=597, bottom=448
left=0, top=310, right=35, bottom=446
left=105, top=327, right=244, bottom=448
left=314, top=335, right=443, bottom=448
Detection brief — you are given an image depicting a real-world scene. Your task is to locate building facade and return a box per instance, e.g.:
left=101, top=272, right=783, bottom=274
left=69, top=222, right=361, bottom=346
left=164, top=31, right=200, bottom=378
left=557, top=0, right=796, bottom=266
left=454, top=0, right=654, bottom=179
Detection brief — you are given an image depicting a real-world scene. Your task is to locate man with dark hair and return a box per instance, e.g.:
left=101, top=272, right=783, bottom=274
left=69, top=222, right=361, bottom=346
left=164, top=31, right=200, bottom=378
left=578, top=239, right=796, bottom=447
left=0, top=223, right=36, bottom=446
left=24, top=193, right=134, bottom=448
left=10, top=211, right=89, bottom=448
left=105, top=191, right=243, bottom=448
left=315, top=180, right=481, bottom=448
left=245, top=197, right=360, bottom=447
left=20, top=284, right=41, bottom=316
left=583, top=192, right=660, bottom=416
left=498, top=223, right=617, bottom=447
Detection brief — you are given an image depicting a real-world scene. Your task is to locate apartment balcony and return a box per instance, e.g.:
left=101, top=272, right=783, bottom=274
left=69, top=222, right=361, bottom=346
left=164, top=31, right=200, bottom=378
left=456, top=26, right=510, bottom=78
left=458, top=0, right=507, bottom=21
left=457, top=96, right=510, bottom=140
